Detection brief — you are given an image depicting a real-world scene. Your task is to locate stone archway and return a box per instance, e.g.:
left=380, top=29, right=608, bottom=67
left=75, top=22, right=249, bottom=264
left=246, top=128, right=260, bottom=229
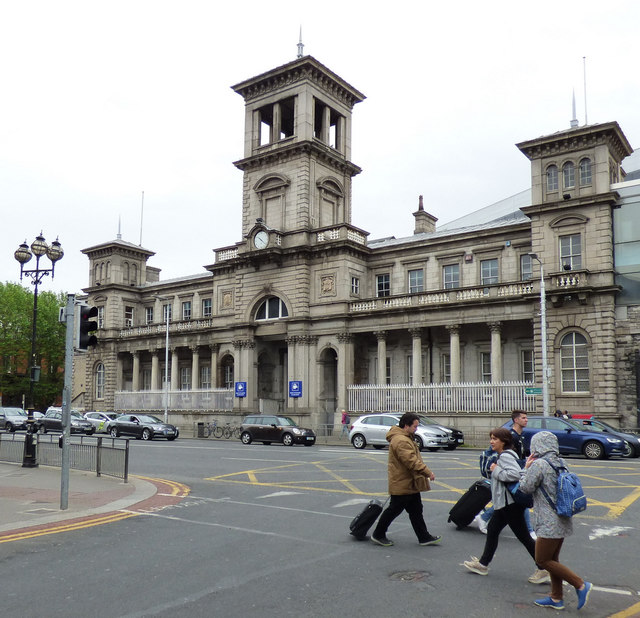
left=318, top=347, right=338, bottom=429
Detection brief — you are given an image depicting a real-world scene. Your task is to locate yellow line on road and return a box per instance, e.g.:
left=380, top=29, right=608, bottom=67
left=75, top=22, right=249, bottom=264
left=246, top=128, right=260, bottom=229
left=608, top=600, right=640, bottom=618
left=0, top=511, right=139, bottom=544
left=133, top=475, right=190, bottom=496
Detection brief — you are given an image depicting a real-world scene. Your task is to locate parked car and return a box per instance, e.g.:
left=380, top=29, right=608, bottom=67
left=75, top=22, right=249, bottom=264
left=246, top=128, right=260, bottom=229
left=239, top=415, right=316, bottom=446
left=417, top=414, right=465, bottom=450
left=109, top=414, right=179, bottom=441
left=0, top=407, right=29, bottom=432
left=502, top=415, right=625, bottom=460
left=36, top=410, right=96, bottom=435
left=348, top=413, right=450, bottom=451
left=577, top=418, right=640, bottom=458
left=84, top=411, right=119, bottom=434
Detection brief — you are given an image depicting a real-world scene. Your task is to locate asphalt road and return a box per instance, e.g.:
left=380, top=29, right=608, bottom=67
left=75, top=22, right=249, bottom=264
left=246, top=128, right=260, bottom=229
left=2, top=441, right=640, bottom=617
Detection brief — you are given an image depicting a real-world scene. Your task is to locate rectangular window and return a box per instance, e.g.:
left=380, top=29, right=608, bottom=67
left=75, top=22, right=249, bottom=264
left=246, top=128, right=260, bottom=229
left=480, top=259, right=499, bottom=285
left=145, top=306, right=154, bottom=325
left=124, top=306, right=134, bottom=328
left=559, top=234, right=582, bottom=270
left=163, top=304, right=172, bottom=322
left=385, top=357, right=392, bottom=384
left=95, top=364, right=105, bottom=399
left=180, top=367, right=191, bottom=390
left=182, top=301, right=192, bottom=321
left=200, top=365, right=211, bottom=389
left=520, top=254, right=533, bottom=281
left=97, top=306, right=104, bottom=329
left=376, top=273, right=390, bottom=297
left=481, top=352, right=491, bottom=382
left=162, top=366, right=171, bottom=389
left=407, top=355, right=412, bottom=383
left=351, top=277, right=360, bottom=295
left=443, top=264, right=460, bottom=289
left=202, top=298, right=212, bottom=317
left=142, top=369, right=152, bottom=390
left=408, top=269, right=424, bottom=293
left=441, top=354, right=451, bottom=383
left=521, top=350, right=535, bottom=382
left=223, top=364, right=234, bottom=389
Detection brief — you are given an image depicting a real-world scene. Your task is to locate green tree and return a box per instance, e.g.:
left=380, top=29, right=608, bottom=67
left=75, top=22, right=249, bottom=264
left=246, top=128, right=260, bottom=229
left=0, top=282, right=67, bottom=410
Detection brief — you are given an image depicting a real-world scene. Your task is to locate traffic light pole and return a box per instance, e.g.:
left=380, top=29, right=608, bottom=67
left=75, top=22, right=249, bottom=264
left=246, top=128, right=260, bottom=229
left=60, top=294, right=75, bottom=510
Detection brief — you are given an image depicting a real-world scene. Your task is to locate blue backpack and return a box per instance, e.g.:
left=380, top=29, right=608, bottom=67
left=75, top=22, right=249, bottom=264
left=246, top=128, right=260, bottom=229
left=540, top=460, right=587, bottom=517
left=479, top=447, right=497, bottom=479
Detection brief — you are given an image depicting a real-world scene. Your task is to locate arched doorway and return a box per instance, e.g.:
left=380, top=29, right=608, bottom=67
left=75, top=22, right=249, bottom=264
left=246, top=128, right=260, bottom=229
left=318, top=347, right=337, bottom=429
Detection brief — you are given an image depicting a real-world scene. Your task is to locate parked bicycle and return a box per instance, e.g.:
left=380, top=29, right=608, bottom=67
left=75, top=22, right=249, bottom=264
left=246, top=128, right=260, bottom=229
left=221, top=422, right=242, bottom=439
left=203, top=421, right=223, bottom=439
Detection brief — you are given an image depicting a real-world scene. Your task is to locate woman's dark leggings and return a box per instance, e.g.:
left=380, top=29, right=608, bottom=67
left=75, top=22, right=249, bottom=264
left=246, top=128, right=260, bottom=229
left=479, top=502, right=536, bottom=567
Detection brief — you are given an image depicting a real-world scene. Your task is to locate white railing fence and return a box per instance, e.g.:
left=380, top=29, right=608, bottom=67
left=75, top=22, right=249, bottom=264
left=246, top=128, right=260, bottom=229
left=115, top=389, right=234, bottom=412
left=348, top=382, right=536, bottom=414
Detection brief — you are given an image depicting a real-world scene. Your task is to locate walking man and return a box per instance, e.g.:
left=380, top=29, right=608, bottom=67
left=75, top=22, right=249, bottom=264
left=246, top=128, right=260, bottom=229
left=371, top=413, right=441, bottom=547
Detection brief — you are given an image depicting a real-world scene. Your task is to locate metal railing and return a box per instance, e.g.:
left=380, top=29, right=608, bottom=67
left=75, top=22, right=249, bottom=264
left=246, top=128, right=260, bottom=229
left=348, top=382, right=536, bottom=414
left=115, top=388, right=234, bottom=412
left=0, top=432, right=129, bottom=481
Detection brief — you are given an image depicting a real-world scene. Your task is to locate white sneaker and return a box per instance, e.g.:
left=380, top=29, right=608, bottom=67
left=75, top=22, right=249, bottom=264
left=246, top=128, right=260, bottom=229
left=530, top=531, right=537, bottom=540
left=477, top=515, right=488, bottom=534
left=528, top=569, right=551, bottom=584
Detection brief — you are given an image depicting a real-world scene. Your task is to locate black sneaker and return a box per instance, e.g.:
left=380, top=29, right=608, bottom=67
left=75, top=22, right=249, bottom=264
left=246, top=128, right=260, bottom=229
left=419, top=535, right=441, bottom=546
left=370, top=535, right=394, bottom=547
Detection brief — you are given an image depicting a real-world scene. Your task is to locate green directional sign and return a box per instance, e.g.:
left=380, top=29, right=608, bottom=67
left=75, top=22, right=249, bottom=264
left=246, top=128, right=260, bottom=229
left=525, top=387, right=543, bottom=395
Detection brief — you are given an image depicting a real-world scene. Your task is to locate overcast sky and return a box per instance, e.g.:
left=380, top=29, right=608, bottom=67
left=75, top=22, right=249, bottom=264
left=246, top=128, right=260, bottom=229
left=2, top=0, right=639, bottom=296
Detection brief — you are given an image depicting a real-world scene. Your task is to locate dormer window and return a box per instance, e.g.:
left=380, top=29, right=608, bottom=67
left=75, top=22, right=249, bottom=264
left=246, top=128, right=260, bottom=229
left=563, top=161, right=575, bottom=189
left=256, top=297, right=289, bottom=321
left=546, top=165, right=558, bottom=192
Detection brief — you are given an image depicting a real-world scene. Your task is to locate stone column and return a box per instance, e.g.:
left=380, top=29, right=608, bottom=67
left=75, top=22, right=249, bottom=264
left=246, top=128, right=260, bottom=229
left=337, top=332, right=354, bottom=414
left=132, top=351, right=140, bottom=391
left=447, top=325, right=461, bottom=383
left=151, top=350, right=159, bottom=390
left=116, top=355, right=124, bottom=391
left=234, top=339, right=256, bottom=412
left=191, top=346, right=200, bottom=389
left=376, top=331, right=388, bottom=384
left=307, top=336, right=320, bottom=426
left=409, top=328, right=423, bottom=385
left=272, top=102, right=281, bottom=142
left=489, top=322, right=503, bottom=383
left=209, top=343, right=219, bottom=388
left=171, top=348, right=179, bottom=391
left=322, top=105, right=331, bottom=144
left=286, top=336, right=297, bottom=412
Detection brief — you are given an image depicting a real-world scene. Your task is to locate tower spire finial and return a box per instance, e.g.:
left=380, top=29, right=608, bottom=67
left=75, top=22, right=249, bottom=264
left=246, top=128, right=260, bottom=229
left=117, top=215, right=122, bottom=240
left=297, top=26, right=304, bottom=58
left=570, top=89, right=578, bottom=128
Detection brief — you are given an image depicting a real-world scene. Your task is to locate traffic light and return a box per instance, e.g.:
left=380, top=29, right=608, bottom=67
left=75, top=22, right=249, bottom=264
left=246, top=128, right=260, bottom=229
left=76, top=303, right=98, bottom=350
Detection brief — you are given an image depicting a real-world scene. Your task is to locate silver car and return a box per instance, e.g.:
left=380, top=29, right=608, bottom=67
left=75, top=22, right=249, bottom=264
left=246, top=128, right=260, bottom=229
left=0, top=407, right=29, bottom=432
left=84, top=411, right=118, bottom=433
left=348, top=413, right=450, bottom=451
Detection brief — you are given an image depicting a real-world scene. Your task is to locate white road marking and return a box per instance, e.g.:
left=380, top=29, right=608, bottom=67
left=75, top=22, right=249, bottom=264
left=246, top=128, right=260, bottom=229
left=257, top=491, right=302, bottom=499
left=588, top=525, right=633, bottom=540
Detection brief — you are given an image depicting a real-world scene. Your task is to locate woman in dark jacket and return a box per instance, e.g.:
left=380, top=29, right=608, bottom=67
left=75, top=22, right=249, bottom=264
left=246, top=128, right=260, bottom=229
left=519, top=431, right=592, bottom=610
left=463, top=428, right=540, bottom=580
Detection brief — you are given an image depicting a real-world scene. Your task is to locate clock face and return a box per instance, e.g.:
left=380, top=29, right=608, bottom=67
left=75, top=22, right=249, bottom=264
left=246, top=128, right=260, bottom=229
left=254, top=230, right=268, bottom=249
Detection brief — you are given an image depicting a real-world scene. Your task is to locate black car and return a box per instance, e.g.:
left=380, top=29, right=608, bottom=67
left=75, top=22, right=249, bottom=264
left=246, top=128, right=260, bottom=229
left=37, top=410, right=95, bottom=435
left=240, top=415, right=316, bottom=446
left=109, top=414, right=179, bottom=441
left=577, top=418, right=640, bottom=458
left=417, top=414, right=465, bottom=450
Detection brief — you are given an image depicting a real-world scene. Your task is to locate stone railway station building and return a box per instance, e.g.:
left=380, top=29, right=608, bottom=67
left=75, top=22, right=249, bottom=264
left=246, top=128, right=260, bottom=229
left=73, top=55, right=640, bottom=433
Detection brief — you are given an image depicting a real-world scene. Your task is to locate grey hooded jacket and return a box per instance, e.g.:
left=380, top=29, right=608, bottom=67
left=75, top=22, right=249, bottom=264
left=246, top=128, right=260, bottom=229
left=519, top=431, right=573, bottom=538
left=490, top=448, right=521, bottom=510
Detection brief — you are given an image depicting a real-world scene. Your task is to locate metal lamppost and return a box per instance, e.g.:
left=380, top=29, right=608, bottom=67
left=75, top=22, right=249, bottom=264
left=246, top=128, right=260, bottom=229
left=529, top=253, right=549, bottom=417
left=156, top=296, right=171, bottom=423
left=14, top=233, right=64, bottom=467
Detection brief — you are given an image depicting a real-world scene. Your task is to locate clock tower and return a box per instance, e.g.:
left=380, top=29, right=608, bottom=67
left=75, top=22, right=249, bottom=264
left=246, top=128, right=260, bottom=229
left=231, top=56, right=365, bottom=249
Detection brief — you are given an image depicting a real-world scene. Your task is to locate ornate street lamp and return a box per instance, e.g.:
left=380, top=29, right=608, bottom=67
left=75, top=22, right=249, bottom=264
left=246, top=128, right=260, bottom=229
left=14, top=233, right=64, bottom=467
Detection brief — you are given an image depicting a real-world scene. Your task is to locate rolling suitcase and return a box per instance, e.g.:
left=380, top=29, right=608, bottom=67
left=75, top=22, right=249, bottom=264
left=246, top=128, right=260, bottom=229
left=349, top=498, right=387, bottom=540
left=448, top=480, right=491, bottom=529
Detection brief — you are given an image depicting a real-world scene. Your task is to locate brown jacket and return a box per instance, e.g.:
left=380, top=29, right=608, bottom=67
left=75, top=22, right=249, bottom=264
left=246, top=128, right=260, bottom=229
left=385, top=426, right=432, bottom=495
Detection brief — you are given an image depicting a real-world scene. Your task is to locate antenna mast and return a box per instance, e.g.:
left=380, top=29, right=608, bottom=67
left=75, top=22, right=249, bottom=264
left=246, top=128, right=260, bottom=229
left=297, top=27, right=304, bottom=58
left=139, top=190, right=144, bottom=246
left=583, top=56, right=588, bottom=125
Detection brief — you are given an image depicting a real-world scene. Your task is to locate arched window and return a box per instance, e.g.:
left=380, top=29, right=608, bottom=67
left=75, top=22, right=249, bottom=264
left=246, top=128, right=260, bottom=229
left=560, top=332, right=589, bottom=392
left=562, top=161, right=575, bottom=189
left=546, top=165, right=558, bottom=192
left=220, top=355, right=234, bottom=389
left=579, top=158, right=592, bottom=185
left=131, top=263, right=138, bottom=285
left=255, top=297, right=289, bottom=321
left=95, top=363, right=105, bottom=399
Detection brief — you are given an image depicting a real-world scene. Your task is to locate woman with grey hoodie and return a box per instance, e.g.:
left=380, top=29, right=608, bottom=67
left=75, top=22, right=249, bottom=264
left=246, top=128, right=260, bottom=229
left=519, top=431, right=592, bottom=611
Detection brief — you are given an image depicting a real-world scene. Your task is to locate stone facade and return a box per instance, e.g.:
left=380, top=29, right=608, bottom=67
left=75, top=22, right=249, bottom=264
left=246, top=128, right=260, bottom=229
left=72, top=55, right=640, bottom=430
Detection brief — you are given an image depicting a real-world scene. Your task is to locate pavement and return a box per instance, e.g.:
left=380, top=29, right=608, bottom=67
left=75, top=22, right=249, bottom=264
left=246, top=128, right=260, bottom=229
left=0, top=461, right=157, bottom=536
